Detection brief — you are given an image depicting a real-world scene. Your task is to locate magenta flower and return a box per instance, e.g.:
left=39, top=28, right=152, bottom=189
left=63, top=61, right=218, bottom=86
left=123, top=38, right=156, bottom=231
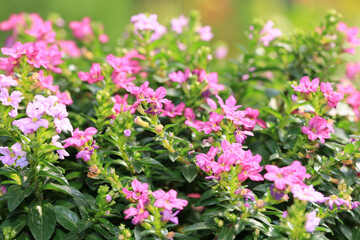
left=196, top=70, right=225, bottom=94
left=124, top=200, right=150, bottom=225
left=56, top=91, right=73, bottom=105
left=112, top=94, right=132, bottom=115
left=62, top=127, right=97, bottom=148
left=130, top=13, right=166, bottom=41
left=259, top=20, right=282, bottom=46
left=237, top=162, right=264, bottom=182
left=0, top=143, right=26, bottom=165
left=161, top=210, right=180, bottom=225
left=264, top=165, right=298, bottom=190
left=37, top=70, right=59, bottom=92
left=57, top=40, right=81, bottom=58
left=0, top=87, right=22, bottom=109
left=0, top=13, right=25, bottom=31
left=200, top=112, right=224, bottom=134
left=320, top=82, right=343, bottom=108
left=215, top=45, right=228, bottom=59
left=122, top=179, right=150, bottom=202
left=25, top=13, right=56, bottom=43
left=69, top=17, right=93, bottom=41
left=168, top=69, right=189, bottom=83
left=1, top=41, right=27, bottom=58
left=291, top=184, right=325, bottom=202
left=12, top=102, right=49, bottom=134
left=143, top=86, right=171, bottom=109
left=98, top=33, right=109, bottom=43
left=345, top=62, right=360, bottom=79
left=76, top=141, right=99, bottom=161
left=337, top=22, right=360, bottom=46
left=216, top=95, right=242, bottom=116
left=171, top=15, right=188, bottom=34
left=78, top=63, right=104, bottom=84
left=161, top=102, right=185, bottom=118
left=196, top=146, right=218, bottom=172
left=320, top=195, right=349, bottom=210
left=152, top=189, right=188, bottom=211
left=305, top=211, right=321, bottom=232
left=197, top=26, right=214, bottom=41
left=124, top=129, right=131, bottom=137
left=301, top=116, right=334, bottom=143
left=291, top=76, right=319, bottom=94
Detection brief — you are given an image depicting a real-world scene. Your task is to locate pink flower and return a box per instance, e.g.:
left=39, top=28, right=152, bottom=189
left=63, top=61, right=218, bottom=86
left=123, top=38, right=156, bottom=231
left=320, top=82, right=344, bottom=108
left=57, top=40, right=81, bottom=58
left=161, top=102, right=185, bottom=118
left=1, top=41, right=27, bottom=58
left=291, top=185, right=325, bottom=202
left=0, top=13, right=25, bottom=31
left=112, top=94, right=132, bottom=115
left=320, top=195, right=349, bottom=210
left=0, top=142, right=26, bottom=165
left=215, top=45, right=228, bottom=59
left=52, top=135, right=69, bottom=160
left=216, top=95, right=242, bottom=116
left=168, top=69, right=189, bottom=83
left=55, top=91, right=72, bottom=105
left=171, top=15, right=188, bottom=34
left=143, top=86, right=171, bottom=109
left=76, top=141, right=99, bottom=161
left=124, top=200, right=149, bottom=225
left=98, top=33, right=109, bottom=43
left=264, top=165, right=298, bottom=190
left=238, top=161, right=264, bottom=182
left=0, top=74, right=17, bottom=87
left=337, top=22, right=360, bottom=46
left=62, top=127, right=97, bottom=148
left=152, top=189, right=188, bottom=211
left=69, top=17, right=93, bottom=41
left=122, top=179, right=150, bottom=202
left=36, top=70, right=59, bottom=92
left=197, top=26, right=214, bottom=41
left=345, top=62, right=360, bottom=79
left=130, top=13, right=166, bottom=41
left=301, top=116, right=334, bottom=143
left=200, top=112, right=224, bottom=134
left=78, top=63, right=104, bottom=84
left=305, top=211, right=321, bottom=232
left=196, top=70, right=225, bottom=94
left=259, top=20, right=282, bottom=46
left=196, top=146, right=218, bottom=172
left=25, top=13, right=56, bottom=43
left=0, top=87, right=22, bottom=109
left=292, top=76, right=319, bottom=94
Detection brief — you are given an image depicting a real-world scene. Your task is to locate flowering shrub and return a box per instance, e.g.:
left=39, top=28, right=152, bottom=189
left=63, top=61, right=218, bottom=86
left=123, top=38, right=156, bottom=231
left=0, top=10, right=359, bottom=240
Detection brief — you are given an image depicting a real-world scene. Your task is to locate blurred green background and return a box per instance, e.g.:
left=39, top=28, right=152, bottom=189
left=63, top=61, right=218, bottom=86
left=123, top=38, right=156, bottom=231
left=1, top=0, right=360, bottom=50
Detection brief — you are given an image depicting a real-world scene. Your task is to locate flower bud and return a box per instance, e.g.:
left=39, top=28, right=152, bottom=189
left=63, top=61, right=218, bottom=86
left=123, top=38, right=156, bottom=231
left=155, top=124, right=163, bottom=134
left=87, top=165, right=101, bottom=178
left=256, top=200, right=265, bottom=209
left=134, top=116, right=149, bottom=128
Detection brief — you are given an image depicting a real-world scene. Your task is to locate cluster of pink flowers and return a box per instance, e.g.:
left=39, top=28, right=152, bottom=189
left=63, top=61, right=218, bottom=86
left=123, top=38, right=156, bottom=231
left=337, top=22, right=360, bottom=54
left=130, top=13, right=166, bottom=41
left=123, top=179, right=188, bottom=225
left=264, top=161, right=311, bottom=190
left=292, top=77, right=319, bottom=94
left=171, top=15, right=188, bottom=34
left=126, top=81, right=171, bottom=115
left=106, top=50, right=145, bottom=89
left=196, top=140, right=263, bottom=182
left=301, top=116, right=334, bottom=143
left=259, top=20, right=282, bottom=46
left=63, top=127, right=98, bottom=161
left=69, top=17, right=93, bottom=41
left=197, top=26, right=214, bottom=41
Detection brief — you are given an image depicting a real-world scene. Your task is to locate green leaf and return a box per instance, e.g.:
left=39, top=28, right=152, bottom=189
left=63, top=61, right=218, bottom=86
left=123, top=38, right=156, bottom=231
left=93, top=224, right=115, bottom=240
left=218, top=227, right=235, bottom=240
left=180, top=164, right=197, bottom=183
left=43, top=183, right=89, bottom=207
left=99, top=218, right=120, bottom=236
left=38, top=170, right=69, bottom=185
left=182, top=222, right=216, bottom=232
left=28, top=201, right=56, bottom=240
left=169, top=151, right=179, bottom=162
left=7, top=185, right=35, bottom=211
left=54, top=206, right=79, bottom=231
left=344, top=144, right=355, bottom=154
left=0, top=214, right=27, bottom=239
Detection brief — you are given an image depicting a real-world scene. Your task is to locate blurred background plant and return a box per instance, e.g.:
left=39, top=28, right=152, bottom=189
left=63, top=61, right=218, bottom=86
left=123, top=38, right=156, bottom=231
left=1, top=0, right=360, bottom=58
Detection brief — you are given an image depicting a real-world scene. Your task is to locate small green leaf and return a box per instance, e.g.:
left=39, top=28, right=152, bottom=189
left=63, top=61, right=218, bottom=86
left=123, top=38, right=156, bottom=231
left=169, top=151, right=179, bottom=162
left=182, top=222, right=216, bottom=232
left=181, top=164, right=197, bottom=183
left=28, top=201, right=56, bottom=240
left=54, top=206, right=79, bottom=231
